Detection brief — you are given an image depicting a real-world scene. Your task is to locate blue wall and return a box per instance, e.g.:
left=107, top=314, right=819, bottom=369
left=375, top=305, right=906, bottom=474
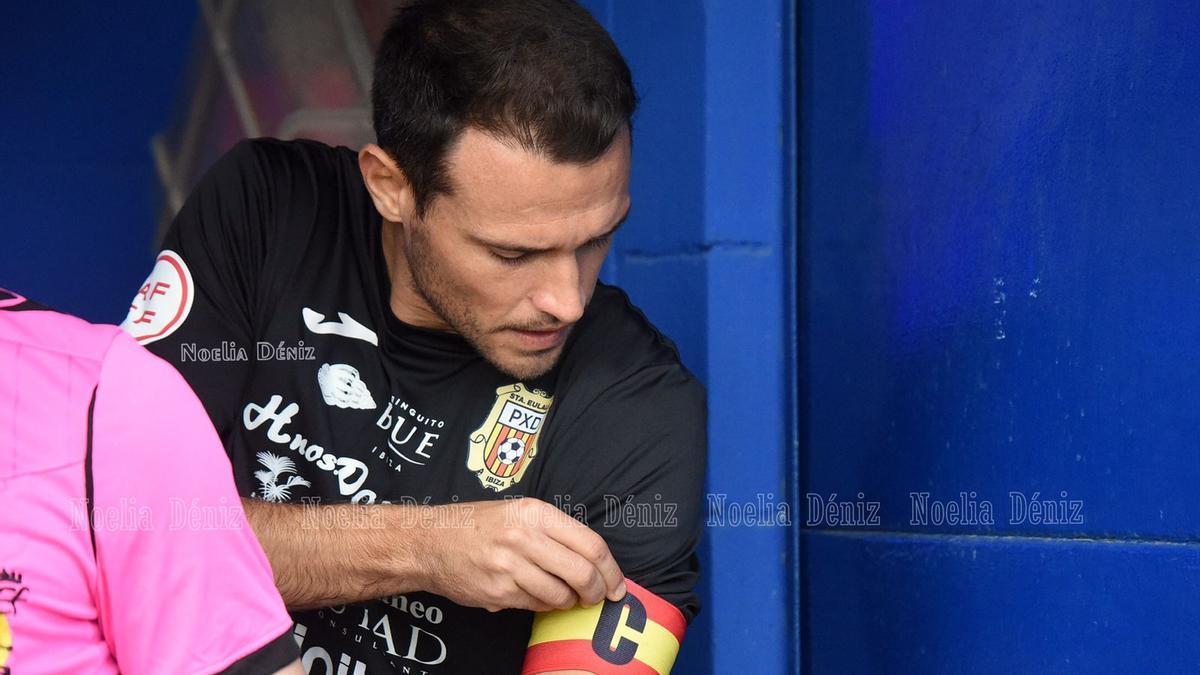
left=802, top=1, right=1200, bottom=672
left=0, top=5, right=197, bottom=321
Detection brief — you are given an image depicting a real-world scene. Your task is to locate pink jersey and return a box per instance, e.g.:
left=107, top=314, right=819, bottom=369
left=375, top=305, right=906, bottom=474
left=0, top=290, right=295, bottom=674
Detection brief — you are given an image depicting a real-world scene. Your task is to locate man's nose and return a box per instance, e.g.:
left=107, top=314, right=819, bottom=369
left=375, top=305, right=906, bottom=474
left=530, top=253, right=585, bottom=325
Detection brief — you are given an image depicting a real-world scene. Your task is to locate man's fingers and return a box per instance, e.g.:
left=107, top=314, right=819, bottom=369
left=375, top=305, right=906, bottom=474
left=524, top=531, right=609, bottom=606
left=512, top=558, right=580, bottom=611
left=537, top=505, right=625, bottom=600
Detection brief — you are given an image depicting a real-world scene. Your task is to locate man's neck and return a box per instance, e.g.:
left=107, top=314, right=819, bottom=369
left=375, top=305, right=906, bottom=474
left=380, top=221, right=452, bottom=331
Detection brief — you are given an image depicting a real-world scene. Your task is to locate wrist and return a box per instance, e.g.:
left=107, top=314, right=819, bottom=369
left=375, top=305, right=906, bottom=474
left=381, top=503, right=438, bottom=595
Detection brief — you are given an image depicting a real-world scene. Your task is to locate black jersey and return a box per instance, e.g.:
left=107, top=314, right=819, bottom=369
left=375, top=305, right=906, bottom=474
left=121, top=139, right=706, bottom=674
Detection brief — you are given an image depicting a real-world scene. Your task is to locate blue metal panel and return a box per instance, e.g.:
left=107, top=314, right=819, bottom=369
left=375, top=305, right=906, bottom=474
left=803, top=0, right=1200, bottom=672
left=802, top=0, right=1200, bottom=538
left=804, top=531, right=1200, bottom=674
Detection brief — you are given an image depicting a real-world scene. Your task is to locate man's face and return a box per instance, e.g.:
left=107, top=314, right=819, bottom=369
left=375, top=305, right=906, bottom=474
left=395, top=127, right=632, bottom=380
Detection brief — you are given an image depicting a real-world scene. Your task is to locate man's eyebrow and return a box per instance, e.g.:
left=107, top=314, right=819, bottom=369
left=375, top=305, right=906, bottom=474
left=473, top=205, right=632, bottom=254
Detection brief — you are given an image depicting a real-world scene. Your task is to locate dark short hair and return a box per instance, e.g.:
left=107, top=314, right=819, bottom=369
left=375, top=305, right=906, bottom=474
left=371, top=0, right=638, bottom=215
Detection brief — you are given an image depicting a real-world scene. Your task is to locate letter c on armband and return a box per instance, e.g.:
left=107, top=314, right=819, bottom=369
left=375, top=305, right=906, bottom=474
left=522, top=579, right=686, bottom=675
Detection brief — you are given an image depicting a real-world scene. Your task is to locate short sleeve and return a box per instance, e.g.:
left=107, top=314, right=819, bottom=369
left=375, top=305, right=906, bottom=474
left=90, top=332, right=295, bottom=675
left=119, top=140, right=278, bottom=438
left=544, top=364, right=708, bottom=621
left=522, top=366, right=705, bottom=674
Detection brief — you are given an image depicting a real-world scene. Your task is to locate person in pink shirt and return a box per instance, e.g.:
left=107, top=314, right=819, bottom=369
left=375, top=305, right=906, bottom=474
left=0, top=288, right=302, bottom=675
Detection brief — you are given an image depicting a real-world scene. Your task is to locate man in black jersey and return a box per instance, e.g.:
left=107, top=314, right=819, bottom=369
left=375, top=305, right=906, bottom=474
left=122, top=1, right=705, bottom=673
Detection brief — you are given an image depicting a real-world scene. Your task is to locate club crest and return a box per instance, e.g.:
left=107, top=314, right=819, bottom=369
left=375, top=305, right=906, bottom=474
left=467, top=384, right=553, bottom=492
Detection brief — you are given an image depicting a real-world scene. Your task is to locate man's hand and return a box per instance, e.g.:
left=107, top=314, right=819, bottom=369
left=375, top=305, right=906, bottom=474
left=420, top=497, right=627, bottom=612
left=243, top=496, right=625, bottom=613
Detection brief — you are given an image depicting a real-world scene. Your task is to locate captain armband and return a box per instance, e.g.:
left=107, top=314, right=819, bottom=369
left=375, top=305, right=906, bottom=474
left=522, top=579, right=687, bottom=675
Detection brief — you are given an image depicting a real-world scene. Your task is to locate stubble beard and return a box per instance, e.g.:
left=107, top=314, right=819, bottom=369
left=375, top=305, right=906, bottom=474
left=403, top=224, right=560, bottom=381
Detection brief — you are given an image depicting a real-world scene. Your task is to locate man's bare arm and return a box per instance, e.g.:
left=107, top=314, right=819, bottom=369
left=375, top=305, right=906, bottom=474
left=242, top=497, right=627, bottom=612
left=241, top=498, right=430, bottom=609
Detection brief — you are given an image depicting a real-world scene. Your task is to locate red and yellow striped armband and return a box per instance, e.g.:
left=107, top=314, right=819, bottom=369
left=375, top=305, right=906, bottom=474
left=522, top=579, right=687, bottom=675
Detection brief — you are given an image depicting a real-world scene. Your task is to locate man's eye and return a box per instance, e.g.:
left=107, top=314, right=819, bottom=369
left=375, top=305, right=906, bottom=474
left=492, top=250, right=528, bottom=265
left=583, top=234, right=613, bottom=251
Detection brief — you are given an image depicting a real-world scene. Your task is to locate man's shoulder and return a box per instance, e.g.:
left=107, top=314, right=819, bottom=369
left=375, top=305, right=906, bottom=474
left=216, top=137, right=358, bottom=183
left=554, top=283, right=701, bottom=400
left=184, top=137, right=370, bottom=262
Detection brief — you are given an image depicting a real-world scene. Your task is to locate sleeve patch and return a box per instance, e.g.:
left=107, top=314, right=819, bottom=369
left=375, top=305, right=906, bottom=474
left=120, top=250, right=195, bottom=345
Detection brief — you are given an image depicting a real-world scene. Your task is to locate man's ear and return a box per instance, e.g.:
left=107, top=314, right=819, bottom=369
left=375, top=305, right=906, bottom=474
left=359, top=144, right=415, bottom=223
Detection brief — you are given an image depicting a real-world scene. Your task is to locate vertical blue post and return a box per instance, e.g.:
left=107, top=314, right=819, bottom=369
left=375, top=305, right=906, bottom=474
left=585, top=1, right=798, bottom=672
left=702, top=2, right=794, bottom=672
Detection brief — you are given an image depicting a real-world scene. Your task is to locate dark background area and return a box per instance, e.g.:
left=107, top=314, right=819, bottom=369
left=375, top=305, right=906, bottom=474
left=0, top=4, right=198, bottom=322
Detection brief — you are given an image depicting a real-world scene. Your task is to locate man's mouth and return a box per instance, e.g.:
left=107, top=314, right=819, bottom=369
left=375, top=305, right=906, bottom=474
left=510, top=326, right=568, bottom=351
